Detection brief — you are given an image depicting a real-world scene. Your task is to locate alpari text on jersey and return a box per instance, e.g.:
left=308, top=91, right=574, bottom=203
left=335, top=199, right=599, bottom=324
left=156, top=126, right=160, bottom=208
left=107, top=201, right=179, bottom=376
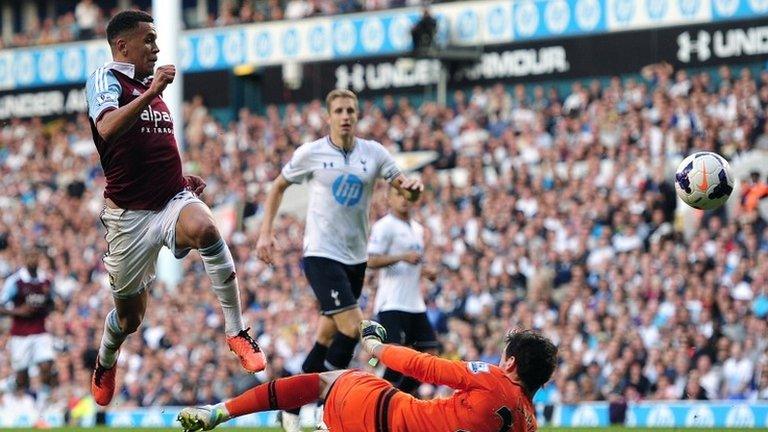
left=139, top=104, right=174, bottom=135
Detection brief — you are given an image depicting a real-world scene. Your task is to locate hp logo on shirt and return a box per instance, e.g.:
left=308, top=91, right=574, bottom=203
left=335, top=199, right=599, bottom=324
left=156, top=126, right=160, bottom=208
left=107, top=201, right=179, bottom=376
left=332, top=174, right=363, bottom=206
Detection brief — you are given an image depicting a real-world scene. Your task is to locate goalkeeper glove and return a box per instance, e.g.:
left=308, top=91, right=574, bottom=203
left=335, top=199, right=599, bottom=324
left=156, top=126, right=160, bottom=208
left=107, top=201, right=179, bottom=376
left=360, top=320, right=387, bottom=366
left=360, top=320, right=387, bottom=342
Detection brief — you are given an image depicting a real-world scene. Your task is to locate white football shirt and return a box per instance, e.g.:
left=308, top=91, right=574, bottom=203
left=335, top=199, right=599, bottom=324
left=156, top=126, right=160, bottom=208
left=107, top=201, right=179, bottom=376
left=282, top=136, right=401, bottom=264
left=367, top=214, right=426, bottom=313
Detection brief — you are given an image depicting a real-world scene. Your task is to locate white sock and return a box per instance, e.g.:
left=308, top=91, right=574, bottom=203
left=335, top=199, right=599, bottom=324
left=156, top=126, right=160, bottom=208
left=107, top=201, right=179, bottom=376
left=199, top=238, right=245, bottom=336
left=213, top=402, right=231, bottom=420
left=98, top=309, right=127, bottom=368
left=36, top=384, right=50, bottom=413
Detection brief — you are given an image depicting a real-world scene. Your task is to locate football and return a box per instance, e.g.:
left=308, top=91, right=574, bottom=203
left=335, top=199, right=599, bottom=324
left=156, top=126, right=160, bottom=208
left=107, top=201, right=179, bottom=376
left=674, top=151, right=734, bottom=210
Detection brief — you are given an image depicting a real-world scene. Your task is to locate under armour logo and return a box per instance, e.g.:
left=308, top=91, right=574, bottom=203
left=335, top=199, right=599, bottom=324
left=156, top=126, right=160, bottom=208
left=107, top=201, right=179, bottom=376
left=330, top=289, right=340, bottom=306
left=323, top=162, right=335, bottom=169
left=677, top=30, right=711, bottom=63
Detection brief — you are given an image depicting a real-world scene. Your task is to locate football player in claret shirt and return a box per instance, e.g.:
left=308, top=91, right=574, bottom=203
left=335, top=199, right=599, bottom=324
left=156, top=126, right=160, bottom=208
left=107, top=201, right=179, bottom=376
left=0, top=247, right=57, bottom=425
left=85, top=10, right=266, bottom=406
left=178, top=321, right=558, bottom=432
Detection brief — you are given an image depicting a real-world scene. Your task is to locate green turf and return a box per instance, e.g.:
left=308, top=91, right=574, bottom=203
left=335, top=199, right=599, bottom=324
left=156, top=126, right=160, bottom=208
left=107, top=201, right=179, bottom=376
left=7, top=428, right=768, bottom=432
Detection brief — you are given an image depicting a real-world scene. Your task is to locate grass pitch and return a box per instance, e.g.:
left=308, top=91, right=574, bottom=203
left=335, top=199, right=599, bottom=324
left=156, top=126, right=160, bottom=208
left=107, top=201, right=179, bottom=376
left=8, top=428, right=768, bottom=431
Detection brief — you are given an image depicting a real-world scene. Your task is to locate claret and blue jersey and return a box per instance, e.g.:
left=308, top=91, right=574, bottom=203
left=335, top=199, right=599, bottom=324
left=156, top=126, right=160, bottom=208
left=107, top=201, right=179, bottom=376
left=85, top=61, right=186, bottom=211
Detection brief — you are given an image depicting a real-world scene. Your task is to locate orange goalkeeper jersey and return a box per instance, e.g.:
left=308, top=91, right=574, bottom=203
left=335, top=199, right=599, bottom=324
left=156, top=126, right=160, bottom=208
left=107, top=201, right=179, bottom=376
left=379, top=345, right=537, bottom=432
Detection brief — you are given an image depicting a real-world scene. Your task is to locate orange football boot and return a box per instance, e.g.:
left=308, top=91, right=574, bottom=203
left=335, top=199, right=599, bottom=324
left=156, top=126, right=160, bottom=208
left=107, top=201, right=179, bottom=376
left=226, top=328, right=267, bottom=373
left=91, top=356, right=117, bottom=406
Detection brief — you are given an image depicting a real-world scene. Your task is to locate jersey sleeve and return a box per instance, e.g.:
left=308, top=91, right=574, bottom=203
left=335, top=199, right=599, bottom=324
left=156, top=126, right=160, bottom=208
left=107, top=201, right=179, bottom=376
left=281, top=143, right=313, bottom=184
left=374, top=142, right=401, bottom=182
left=379, top=345, right=492, bottom=390
left=367, top=219, right=392, bottom=255
left=86, top=67, right=122, bottom=122
left=0, top=274, right=18, bottom=305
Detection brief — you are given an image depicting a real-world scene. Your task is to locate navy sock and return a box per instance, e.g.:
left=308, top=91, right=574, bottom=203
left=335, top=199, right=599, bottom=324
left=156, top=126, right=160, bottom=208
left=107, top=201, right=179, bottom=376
left=324, top=333, right=358, bottom=370
left=302, top=342, right=329, bottom=373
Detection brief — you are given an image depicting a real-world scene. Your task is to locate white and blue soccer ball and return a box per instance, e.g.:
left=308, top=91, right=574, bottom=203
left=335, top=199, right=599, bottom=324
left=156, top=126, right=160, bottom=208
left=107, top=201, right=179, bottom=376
left=674, top=151, right=734, bottom=210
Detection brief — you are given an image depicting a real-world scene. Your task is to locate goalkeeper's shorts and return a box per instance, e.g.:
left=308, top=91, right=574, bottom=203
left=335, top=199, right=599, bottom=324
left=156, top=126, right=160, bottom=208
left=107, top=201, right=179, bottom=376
left=324, top=370, right=401, bottom=432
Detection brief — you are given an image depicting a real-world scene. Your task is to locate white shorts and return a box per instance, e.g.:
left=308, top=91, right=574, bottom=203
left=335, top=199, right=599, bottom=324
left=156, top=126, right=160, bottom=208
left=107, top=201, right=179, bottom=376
left=9, top=333, right=55, bottom=372
left=101, top=190, right=203, bottom=298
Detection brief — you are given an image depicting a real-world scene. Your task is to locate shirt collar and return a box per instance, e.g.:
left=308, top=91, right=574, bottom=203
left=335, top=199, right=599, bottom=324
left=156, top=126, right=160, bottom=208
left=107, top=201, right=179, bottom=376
left=105, top=61, right=137, bottom=79
left=326, top=136, right=357, bottom=154
left=19, top=267, right=32, bottom=283
left=19, top=267, right=45, bottom=283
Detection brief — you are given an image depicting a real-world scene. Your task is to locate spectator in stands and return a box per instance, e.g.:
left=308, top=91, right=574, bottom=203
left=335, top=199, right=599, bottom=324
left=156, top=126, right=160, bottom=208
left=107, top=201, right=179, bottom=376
left=722, top=342, right=755, bottom=399
left=285, top=0, right=313, bottom=19
left=696, top=355, right=722, bottom=400
left=741, top=171, right=768, bottom=218
left=683, top=372, right=709, bottom=400
left=5, top=1, right=475, bottom=47
left=75, top=0, right=100, bottom=40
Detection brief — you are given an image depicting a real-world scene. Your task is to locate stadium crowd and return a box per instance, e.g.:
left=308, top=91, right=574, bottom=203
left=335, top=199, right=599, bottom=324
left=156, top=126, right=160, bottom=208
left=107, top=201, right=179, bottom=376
left=1, top=63, right=768, bottom=420
left=2, top=0, right=449, bottom=48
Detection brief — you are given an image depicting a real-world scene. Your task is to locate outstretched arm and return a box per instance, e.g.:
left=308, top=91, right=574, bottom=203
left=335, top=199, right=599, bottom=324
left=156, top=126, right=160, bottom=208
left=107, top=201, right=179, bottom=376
left=390, top=174, right=424, bottom=202
left=256, top=174, right=291, bottom=265
left=361, top=320, right=481, bottom=390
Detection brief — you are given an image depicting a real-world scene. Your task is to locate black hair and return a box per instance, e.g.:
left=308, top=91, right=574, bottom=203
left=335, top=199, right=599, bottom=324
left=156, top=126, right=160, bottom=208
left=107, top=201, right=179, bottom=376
left=504, top=329, right=558, bottom=396
left=106, top=10, right=153, bottom=45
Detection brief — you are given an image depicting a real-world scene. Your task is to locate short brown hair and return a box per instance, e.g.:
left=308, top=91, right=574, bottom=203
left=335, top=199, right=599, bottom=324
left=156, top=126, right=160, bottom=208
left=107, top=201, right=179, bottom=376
left=326, top=89, right=358, bottom=111
left=504, top=329, right=557, bottom=396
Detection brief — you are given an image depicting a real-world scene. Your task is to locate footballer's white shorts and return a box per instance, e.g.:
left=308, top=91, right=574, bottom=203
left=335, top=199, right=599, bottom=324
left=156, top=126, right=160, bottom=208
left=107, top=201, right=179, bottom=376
left=101, top=190, right=203, bottom=298
left=9, top=333, right=55, bottom=372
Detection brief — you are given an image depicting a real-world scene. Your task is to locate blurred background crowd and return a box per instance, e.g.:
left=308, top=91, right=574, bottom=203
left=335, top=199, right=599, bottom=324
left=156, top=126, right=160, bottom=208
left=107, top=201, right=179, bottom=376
left=1, top=61, right=768, bottom=419
left=0, top=0, right=456, bottom=49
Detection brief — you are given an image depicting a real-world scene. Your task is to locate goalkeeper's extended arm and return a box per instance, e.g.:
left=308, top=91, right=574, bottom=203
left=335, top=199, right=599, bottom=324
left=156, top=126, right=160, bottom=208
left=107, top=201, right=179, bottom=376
left=360, top=320, right=480, bottom=390
left=360, top=320, right=388, bottom=366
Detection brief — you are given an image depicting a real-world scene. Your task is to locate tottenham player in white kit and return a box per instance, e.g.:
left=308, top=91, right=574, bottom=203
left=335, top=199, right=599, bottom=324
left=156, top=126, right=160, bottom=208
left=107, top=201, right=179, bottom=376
left=368, top=187, right=440, bottom=394
left=257, top=89, right=422, bottom=429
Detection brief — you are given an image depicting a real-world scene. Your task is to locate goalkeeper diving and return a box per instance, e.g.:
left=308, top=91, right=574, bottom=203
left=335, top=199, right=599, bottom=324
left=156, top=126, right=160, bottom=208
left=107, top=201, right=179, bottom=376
left=178, top=320, right=557, bottom=432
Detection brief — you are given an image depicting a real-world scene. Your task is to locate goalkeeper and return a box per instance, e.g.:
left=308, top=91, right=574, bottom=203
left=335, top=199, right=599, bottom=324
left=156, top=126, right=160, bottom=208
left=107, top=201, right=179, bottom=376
left=178, top=321, right=557, bottom=432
